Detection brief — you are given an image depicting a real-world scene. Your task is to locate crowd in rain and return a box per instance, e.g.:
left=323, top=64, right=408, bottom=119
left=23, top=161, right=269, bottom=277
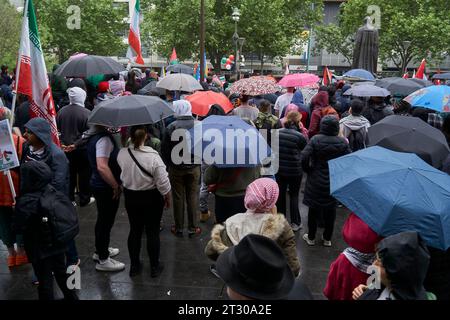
left=1, top=62, right=450, bottom=301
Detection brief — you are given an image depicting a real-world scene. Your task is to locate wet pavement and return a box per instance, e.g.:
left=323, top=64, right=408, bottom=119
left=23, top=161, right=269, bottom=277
left=0, top=189, right=349, bottom=300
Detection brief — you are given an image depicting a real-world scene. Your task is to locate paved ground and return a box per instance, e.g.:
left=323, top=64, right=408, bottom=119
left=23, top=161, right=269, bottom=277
left=0, top=188, right=349, bottom=300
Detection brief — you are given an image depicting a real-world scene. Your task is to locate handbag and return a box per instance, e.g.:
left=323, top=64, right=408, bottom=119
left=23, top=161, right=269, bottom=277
left=128, top=148, right=153, bottom=178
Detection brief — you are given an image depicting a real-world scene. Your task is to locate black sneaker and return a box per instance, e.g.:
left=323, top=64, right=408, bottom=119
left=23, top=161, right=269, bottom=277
left=129, top=263, right=142, bottom=277
left=151, top=263, right=164, bottom=278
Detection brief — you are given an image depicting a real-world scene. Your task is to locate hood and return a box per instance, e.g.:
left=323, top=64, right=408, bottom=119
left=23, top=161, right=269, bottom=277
left=173, top=100, right=192, bottom=117
left=340, top=114, right=370, bottom=131
left=109, top=80, right=125, bottom=96
left=20, top=161, right=52, bottom=193
left=24, top=117, right=52, bottom=147
left=291, top=91, right=304, bottom=106
left=225, top=213, right=286, bottom=246
left=312, top=91, right=329, bottom=109
left=378, top=231, right=430, bottom=300
left=68, top=87, right=87, bottom=107
left=343, top=213, right=382, bottom=253
left=319, top=115, right=340, bottom=136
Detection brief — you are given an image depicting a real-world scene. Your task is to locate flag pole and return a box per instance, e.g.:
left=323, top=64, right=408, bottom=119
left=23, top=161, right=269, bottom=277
left=10, top=0, right=29, bottom=130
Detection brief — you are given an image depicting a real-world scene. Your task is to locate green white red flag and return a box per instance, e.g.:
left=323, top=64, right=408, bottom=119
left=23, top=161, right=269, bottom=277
left=170, top=48, right=179, bottom=65
left=16, top=0, right=59, bottom=145
left=126, top=0, right=144, bottom=65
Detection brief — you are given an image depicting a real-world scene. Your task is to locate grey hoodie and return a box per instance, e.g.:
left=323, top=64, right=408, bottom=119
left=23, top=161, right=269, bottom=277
left=339, top=114, right=371, bottom=139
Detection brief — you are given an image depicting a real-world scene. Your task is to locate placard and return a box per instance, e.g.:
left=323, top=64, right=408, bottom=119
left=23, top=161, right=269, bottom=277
left=0, top=119, right=20, bottom=172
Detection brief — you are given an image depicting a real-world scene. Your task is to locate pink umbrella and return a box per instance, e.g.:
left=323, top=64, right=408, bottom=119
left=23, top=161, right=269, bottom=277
left=278, top=73, right=320, bottom=88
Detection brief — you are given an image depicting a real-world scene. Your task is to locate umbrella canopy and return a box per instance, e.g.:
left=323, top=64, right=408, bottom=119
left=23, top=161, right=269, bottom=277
left=343, top=69, right=375, bottom=81
left=409, top=78, right=433, bottom=87
left=375, top=77, right=424, bottom=97
left=88, top=95, right=174, bottom=127
left=229, top=76, right=282, bottom=96
left=156, top=73, right=203, bottom=92
left=137, top=81, right=166, bottom=97
left=189, top=115, right=271, bottom=167
left=344, top=84, right=390, bottom=97
left=432, top=73, right=450, bottom=81
left=278, top=73, right=320, bottom=88
left=54, top=55, right=125, bottom=78
left=404, top=85, right=450, bottom=112
left=329, top=146, right=450, bottom=250
left=351, top=81, right=376, bottom=86
left=368, top=115, right=450, bottom=168
left=185, top=91, right=234, bottom=116
left=166, top=64, right=194, bottom=75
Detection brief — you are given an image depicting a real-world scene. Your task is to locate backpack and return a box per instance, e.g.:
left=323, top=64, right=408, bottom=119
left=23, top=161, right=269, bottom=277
left=320, top=106, right=339, bottom=118
left=348, top=128, right=367, bottom=152
left=39, top=186, right=79, bottom=247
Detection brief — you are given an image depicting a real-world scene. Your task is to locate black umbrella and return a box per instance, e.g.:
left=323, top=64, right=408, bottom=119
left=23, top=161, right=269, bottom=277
left=166, top=64, right=194, bottom=75
left=375, top=77, right=424, bottom=97
left=88, top=96, right=174, bottom=128
left=137, top=81, right=166, bottom=97
left=55, top=55, right=126, bottom=78
left=409, top=78, right=433, bottom=87
left=368, top=115, right=450, bottom=168
left=432, top=73, right=450, bottom=80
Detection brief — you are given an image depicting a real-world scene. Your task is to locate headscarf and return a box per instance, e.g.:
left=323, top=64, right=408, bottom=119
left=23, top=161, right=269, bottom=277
left=109, top=80, right=125, bottom=96
left=172, top=100, right=192, bottom=117
left=67, top=87, right=87, bottom=107
left=281, top=104, right=300, bottom=128
left=244, top=178, right=280, bottom=214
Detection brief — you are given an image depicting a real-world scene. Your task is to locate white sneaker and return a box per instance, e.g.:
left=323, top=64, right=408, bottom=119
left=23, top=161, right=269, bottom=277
left=291, top=223, right=302, bottom=232
left=302, top=233, right=315, bottom=246
left=92, top=247, right=120, bottom=262
left=72, top=201, right=77, bottom=207
left=322, top=236, right=332, bottom=247
left=95, top=258, right=125, bottom=272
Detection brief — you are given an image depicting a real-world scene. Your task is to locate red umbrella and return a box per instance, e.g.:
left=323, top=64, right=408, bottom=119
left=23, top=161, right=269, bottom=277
left=185, top=91, right=234, bottom=116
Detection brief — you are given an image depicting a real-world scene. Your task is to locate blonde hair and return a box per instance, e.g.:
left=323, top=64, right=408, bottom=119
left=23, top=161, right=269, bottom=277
left=286, top=110, right=302, bottom=126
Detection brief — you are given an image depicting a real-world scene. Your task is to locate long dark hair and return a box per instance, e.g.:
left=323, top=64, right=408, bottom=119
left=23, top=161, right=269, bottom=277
left=130, top=125, right=147, bottom=149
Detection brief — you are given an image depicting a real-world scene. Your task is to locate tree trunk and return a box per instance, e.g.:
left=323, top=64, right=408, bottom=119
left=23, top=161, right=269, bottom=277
left=260, top=51, right=264, bottom=75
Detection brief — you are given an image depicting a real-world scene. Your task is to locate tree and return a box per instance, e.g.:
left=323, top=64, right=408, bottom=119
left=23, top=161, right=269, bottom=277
left=0, top=0, right=21, bottom=68
left=142, top=0, right=322, bottom=72
left=313, top=0, right=450, bottom=75
left=35, top=0, right=127, bottom=63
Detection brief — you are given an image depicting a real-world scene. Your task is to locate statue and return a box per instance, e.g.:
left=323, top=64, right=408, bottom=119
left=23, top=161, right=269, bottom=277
left=352, top=16, right=379, bottom=75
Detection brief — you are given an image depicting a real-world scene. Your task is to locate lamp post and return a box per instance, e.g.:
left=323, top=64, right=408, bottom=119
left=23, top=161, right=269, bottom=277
left=200, top=0, right=206, bottom=82
left=402, top=40, right=411, bottom=75
left=232, top=8, right=240, bottom=77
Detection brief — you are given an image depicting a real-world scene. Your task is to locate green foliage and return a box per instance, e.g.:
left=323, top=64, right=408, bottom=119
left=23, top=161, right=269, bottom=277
left=35, top=0, right=127, bottom=63
left=0, top=0, right=21, bottom=68
left=314, top=0, right=450, bottom=72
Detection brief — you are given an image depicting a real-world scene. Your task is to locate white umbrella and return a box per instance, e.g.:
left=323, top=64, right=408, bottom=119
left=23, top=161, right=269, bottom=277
left=344, top=84, right=391, bottom=97
left=156, top=73, right=203, bottom=92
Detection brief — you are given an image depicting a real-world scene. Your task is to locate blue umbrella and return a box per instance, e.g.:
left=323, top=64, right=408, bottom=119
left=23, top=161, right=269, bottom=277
left=404, top=85, right=450, bottom=112
left=189, top=115, right=271, bottom=168
left=343, top=69, right=375, bottom=81
left=329, top=146, right=450, bottom=250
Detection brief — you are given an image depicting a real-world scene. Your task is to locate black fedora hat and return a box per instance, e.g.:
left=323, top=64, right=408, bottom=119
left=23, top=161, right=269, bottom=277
left=216, top=234, right=295, bottom=300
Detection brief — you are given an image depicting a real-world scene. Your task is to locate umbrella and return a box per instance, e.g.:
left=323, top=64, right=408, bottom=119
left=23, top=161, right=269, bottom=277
left=166, top=64, right=194, bottom=75
left=229, top=76, right=282, bottom=96
left=368, top=115, right=450, bottom=168
left=343, top=69, right=375, bottom=81
left=409, top=78, right=433, bottom=87
left=185, top=91, right=234, bottom=116
left=278, top=73, right=320, bottom=88
left=404, top=85, right=450, bottom=112
left=343, top=84, right=391, bottom=97
left=156, top=73, right=203, bottom=92
left=189, top=115, right=271, bottom=167
left=351, top=81, right=376, bottom=86
left=54, top=55, right=125, bottom=78
left=88, top=95, right=174, bottom=127
left=432, top=73, right=450, bottom=81
left=137, top=81, right=166, bottom=97
left=329, top=146, right=450, bottom=250
left=375, top=77, right=424, bottom=97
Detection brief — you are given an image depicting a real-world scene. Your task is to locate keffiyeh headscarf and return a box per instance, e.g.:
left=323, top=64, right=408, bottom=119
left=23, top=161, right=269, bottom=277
left=244, top=178, right=279, bottom=213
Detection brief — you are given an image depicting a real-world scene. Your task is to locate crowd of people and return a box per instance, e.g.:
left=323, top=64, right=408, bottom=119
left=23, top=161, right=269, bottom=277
left=0, top=63, right=449, bottom=301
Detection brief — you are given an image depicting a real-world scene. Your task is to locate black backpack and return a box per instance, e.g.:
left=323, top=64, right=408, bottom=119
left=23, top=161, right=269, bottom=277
left=39, top=186, right=79, bottom=247
left=348, top=128, right=367, bottom=152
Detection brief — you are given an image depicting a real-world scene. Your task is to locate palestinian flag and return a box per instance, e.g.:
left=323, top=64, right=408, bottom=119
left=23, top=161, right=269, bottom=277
left=170, top=48, right=178, bottom=65
left=126, top=0, right=144, bottom=65
left=16, top=0, right=59, bottom=145
left=322, top=66, right=332, bottom=86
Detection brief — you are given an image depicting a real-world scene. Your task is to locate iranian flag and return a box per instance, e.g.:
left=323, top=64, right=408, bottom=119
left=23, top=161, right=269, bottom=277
left=170, top=48, right=179, bottom=65
left=16, top=0, right=59, bottom=145
left=126, top=0, right=144, bottom=65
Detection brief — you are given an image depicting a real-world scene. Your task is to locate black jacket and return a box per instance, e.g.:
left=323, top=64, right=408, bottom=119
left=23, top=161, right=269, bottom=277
left=14, top=162, right=68, bottom=262
left=162, top=116, right=200, bottom=169
left=362, top=102, right=394, bottom=125
left=56, top=104, right=91, bottom=148
left=301, top=116, right=351, bottom=209
left=278, top=125, right=307, bottom=177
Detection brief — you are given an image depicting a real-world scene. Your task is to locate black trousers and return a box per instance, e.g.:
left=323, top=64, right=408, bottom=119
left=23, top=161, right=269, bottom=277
left=32, top=253, right=78, bottom=300
left=124, top=188, right=164, bottom=268
left=276, top=175, right=302, bottom=225
left=214, top=195, right=246, bottom=224
left=307, top=207, right=336, bottom=241
left=66, top=149, right=91, bottom=205
left=93, top=188, right=120, bottom=261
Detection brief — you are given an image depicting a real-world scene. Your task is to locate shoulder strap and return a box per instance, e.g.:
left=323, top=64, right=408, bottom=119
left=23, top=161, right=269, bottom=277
left=128, top=148, right=153, bottom=178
